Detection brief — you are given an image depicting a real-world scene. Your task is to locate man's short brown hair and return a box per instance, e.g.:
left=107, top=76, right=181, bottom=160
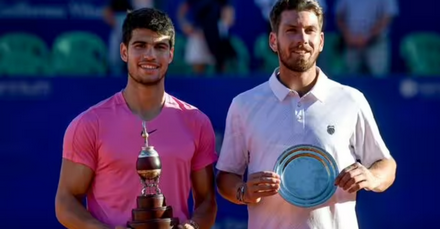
left=270, top=0, right=324, bottom=33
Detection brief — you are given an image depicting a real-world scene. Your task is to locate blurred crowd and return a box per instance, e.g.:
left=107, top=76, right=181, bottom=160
left=104, top=0, right=401, bottom=77
left=1, top=0, right=439, bottom=78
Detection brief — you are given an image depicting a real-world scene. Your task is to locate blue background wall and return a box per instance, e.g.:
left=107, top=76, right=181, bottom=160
left=1, top=75, right=439, bottom=228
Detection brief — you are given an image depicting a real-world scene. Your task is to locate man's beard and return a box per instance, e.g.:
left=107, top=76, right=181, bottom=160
left=278, top=43, right=319, bottom=72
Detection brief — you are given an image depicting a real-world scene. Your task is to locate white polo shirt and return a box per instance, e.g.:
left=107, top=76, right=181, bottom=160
left=216, top=68, right=392, bottom=229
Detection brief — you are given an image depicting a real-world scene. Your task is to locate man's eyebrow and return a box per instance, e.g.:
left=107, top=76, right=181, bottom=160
left=282, top=23, right=318, bottom=29
left=131, top=38, right=170, bottom=46
left=155, top=37, right=171, bottom=46
left=131, top=40, right=146, bottom=45
left=155, top=40, right=170, bottom=46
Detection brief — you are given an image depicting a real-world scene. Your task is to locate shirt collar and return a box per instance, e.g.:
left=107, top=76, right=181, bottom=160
left=269, top=67, right=329, bottom=102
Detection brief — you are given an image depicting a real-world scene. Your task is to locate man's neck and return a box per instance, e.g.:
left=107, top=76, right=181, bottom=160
left=278, top=65, right=318, bottom=97
left=122, top=80, right=165, bottom=121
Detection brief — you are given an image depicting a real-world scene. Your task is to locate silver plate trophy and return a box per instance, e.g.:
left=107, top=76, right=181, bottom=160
left=273, top=144, right=339, bottom=208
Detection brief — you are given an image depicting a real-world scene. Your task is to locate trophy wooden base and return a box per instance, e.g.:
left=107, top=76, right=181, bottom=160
left=127, top=194, right=179, bottom=229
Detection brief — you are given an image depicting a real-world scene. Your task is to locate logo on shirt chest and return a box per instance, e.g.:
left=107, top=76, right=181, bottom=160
left=327, top=125, right=335, bottom=135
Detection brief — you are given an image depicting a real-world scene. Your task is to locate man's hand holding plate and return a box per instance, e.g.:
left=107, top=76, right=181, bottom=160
left=243, top=171, right=281, bottom=204
left=335, top=162, right=381, bottom=193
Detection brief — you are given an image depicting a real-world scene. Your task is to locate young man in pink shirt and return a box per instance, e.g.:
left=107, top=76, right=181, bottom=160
left=55, top=8, right=218, bottom=229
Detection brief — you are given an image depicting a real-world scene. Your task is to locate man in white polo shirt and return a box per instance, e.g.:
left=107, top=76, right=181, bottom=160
left=215, top=0, right=397, bottom=228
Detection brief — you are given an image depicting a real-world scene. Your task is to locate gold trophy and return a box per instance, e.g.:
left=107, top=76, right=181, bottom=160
left=127, top=121, right=179, bottom=229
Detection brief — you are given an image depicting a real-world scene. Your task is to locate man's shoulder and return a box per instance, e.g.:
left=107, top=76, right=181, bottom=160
left=68, top=92, right=122, bottom=129
left=231, top=81, right=271, bottom=107
left=323, top=79, right=375, bottom=119
left=167, top=94, right=211, bottom=124
left=326, top=78, right=366, bottom=103
left=88, top=92, right=123, bottom=113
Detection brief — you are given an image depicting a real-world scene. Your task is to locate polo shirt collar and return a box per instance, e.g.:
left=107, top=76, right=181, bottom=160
left=269, top=67, right=329, bottom=102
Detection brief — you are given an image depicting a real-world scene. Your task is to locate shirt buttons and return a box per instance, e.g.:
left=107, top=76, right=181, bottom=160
left=297, top=102, right=301, bottom=107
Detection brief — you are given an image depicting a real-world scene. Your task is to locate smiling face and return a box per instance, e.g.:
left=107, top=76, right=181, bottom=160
left=120, top=28, right=173, bottom=86
left=269, top=0, right=324, bottom=73
left=270, top=10, right=323, bottom=72
left=119, top=8, right=175, bottom=86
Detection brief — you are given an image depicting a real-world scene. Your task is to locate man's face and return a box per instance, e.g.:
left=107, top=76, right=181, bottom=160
left=270, top=10, right=324, bottom=72
left=120, top=28, right=174, bottom=85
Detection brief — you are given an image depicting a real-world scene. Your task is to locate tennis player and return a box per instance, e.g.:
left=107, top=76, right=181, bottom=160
left=55, top=8, right=217, bottom=229
left=215, top=0, right=397, bottom=228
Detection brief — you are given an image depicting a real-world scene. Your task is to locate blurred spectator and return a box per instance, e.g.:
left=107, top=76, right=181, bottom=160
left=335, top=0, right=399, bottom=77
left=177, top=0, right=237, bottom=74
left=103, top=0, right=158, bottom=75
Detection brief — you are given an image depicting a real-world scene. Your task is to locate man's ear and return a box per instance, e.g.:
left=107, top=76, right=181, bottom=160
left=319, top=31, right=324, bottom=52
left=120, top=42, right=128, bottom=62
left=169, top=47, right=174, bottom=64
left=269, top=32, right=278, bottom=53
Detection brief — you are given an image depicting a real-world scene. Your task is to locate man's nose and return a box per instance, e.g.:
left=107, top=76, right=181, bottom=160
left=295, top=31, right=308, bottom=45
left=142, top=47, right=156, bottom=60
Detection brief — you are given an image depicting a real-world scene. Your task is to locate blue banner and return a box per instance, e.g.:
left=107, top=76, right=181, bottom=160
left=1, top=75, right=439, bottom=228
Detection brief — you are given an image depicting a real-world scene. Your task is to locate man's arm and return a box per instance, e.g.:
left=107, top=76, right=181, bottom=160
left=335, top=159, right=396, bottom=193
left=368, top=158, right=397, bottom=192
left=55, top=113, right=114, bottom=229
left=355, top=92, right=397, bottom=193
left=215, top=98, right=280, bottom=205
left=217, top=170, right=281, bottom=205
left=215, top=98, right=248, bottom=205
left=184, top=111, right=219, bottom=229
left=216, top=171, right=245, bottom=205
left=188, top=165, right=217, bottom=229
left=338, top=91, right=397, bottom=193
left=55, top=160, right=111, bottom=229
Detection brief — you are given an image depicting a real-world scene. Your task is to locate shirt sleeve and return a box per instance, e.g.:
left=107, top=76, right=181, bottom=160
left=62, top=111, right=99, bottom=171
left=215, top=98, right=248, bottom=176
left=191, top=111, right=218, bottom=171
left=350, top=92, right=392, bottom=168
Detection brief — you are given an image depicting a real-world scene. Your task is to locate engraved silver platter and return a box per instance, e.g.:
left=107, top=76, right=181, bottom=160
left=273, top=144, right=339, bottom=208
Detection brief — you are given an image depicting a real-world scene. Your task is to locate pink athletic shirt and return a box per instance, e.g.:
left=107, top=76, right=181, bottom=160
left=62, top=91, right=218, bottom=227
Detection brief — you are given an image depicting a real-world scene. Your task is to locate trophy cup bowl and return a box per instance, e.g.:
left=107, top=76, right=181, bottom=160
left=127, top=132, right=180, bottom=229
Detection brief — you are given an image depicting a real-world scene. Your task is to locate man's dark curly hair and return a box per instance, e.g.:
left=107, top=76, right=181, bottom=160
left=122, top=8, right=175, bottom=48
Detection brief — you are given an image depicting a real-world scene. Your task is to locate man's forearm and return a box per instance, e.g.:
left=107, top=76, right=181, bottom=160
left=55, top=194, right=111, bottom=229
left=369, top=158, right=397, bottom=192
left=216, top=172, right=245, bottom=205
left=190, top=194, right=217, bottom=229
